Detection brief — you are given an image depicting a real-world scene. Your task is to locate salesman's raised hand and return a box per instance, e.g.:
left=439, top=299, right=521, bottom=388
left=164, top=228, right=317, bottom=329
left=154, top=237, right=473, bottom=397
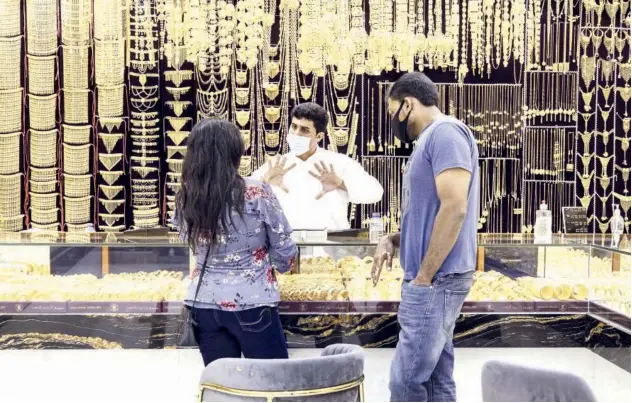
left=263, top=157, right=296, bottom=193
left=371, top=235, right=395, bottom=286
left=309, top=161, right=345, bottom=200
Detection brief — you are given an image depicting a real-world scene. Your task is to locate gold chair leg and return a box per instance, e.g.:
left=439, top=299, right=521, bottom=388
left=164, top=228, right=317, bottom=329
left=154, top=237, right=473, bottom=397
left=359, top=381, right=365, bottom=402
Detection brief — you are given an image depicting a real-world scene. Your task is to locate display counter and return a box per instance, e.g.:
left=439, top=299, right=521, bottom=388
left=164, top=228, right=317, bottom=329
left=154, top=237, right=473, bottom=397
left=0, top=232, right=629, bottom=326
left=0, top=232, right=630, bottom=368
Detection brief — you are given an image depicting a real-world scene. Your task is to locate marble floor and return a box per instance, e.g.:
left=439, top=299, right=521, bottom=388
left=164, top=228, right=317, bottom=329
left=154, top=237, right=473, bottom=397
left=0, top=348, right=629, bottom=402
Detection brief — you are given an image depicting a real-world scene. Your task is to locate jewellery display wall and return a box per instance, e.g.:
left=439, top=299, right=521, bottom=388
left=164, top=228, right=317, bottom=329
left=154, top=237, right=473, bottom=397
left=0, top=233, right=629, bottom=370
left=0, top=0, right=628, bottom=233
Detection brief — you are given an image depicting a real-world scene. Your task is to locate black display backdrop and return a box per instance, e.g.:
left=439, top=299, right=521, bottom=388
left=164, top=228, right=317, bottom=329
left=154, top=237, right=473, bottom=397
left=0, top=0, right=629, bottom=234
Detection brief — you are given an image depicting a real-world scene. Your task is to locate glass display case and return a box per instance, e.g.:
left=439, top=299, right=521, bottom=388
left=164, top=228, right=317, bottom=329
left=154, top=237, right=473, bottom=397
left=0, top=232, right=629, bottom=332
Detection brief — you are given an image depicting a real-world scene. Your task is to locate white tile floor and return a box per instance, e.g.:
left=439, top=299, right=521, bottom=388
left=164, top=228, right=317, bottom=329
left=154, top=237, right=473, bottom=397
left=0, top=348, right=629, bottom=402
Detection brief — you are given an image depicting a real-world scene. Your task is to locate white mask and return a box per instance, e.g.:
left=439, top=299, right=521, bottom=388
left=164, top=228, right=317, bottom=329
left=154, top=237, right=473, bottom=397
left=286, top=132, right=312, bottom=156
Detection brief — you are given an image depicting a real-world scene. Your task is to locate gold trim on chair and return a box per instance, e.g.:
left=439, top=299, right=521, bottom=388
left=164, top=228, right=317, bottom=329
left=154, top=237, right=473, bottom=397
left=198, top=375, right=365, bottom=402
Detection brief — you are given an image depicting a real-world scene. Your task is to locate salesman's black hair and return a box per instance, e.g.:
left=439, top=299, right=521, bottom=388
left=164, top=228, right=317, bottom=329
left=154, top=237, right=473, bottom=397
left=291, top=102, right=329, bottom=134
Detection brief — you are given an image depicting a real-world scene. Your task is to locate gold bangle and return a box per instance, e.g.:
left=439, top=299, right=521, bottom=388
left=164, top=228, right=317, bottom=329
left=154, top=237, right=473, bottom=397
left=27, top=55, right=56, bottom=96
left=0, top=214, right=24, bottom=232
left=63, top=143, right=91, bottom=175
left=29, top=192, right=58, bottom=211
left=97, top=85, right=125, bottom=119
left=0, top=0, right=21, bottom=37
left=29, top=129, right=58, bottom=168
left=30, top=167, right=57, bottom=182
left=62, top=89, right=90, bottom=125
left=64, top=195, right=92, bottom=224
left=28, top=94, right=57, bottom=131
left=0, top=88, right=23, bottom=133
left=31, top=207, right=59, bottom=225
left=29, top=179, right=57, bottom=194
left=61, top=45, right=89, bottom=89
left=62, top=173, right=91, bottom=198
left=26, top=0, right=58, bottom=56
left=63, top=124, right=91, bottom=145
left=0, top=132, right=21, bottom=174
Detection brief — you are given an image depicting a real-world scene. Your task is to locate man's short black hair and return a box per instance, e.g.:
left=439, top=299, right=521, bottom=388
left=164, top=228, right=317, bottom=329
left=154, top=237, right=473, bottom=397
left=291, top=102, right=329, bottom=134
left=388, top=72, right=439, bottom=107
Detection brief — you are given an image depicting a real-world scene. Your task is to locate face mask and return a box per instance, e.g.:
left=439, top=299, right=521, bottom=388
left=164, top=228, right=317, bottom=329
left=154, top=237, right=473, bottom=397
left=391, top=101, right=412, bottom=144
left=287, top=132, right=312, bottom=156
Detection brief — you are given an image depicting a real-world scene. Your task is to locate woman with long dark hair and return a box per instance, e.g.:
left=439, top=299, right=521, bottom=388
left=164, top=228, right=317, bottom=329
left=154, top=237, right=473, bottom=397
left=175, top=119, right=297, bottom=366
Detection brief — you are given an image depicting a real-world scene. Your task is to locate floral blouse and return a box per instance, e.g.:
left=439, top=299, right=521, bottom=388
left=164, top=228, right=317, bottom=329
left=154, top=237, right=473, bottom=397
left=176, top=179, right=297, bottom=311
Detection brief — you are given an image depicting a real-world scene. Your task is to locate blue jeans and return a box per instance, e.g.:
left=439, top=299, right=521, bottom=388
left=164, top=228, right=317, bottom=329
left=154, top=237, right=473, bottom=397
left=390, top=271, right=474, bottom=402
left=192, top=306, right=288, bottom=366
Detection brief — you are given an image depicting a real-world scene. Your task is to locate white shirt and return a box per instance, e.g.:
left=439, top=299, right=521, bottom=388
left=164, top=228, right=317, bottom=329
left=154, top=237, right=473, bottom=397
left=251, top=148, right=383, bottom=230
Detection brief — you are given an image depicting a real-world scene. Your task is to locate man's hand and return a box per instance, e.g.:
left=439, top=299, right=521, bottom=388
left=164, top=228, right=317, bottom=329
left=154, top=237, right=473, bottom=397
left=371, top=235, right=395, bottom=286
left=309, top=161, right=345, bottom=200
left=263, top=157, right=296, bottom=193
left=410, top=277, right=432, bottom=287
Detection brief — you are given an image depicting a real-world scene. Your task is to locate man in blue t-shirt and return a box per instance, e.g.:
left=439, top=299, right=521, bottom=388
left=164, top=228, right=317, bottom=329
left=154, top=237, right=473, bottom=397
left=372, top=72, right=480, bottom=402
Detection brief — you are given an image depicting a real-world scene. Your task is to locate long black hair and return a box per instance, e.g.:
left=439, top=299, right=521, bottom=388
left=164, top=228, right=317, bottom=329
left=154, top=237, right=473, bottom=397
left=176, top=119, right=245, bottom=252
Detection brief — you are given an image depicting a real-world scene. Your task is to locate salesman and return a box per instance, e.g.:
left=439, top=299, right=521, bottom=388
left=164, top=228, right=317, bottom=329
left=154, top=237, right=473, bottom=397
left=251, top=102, right=383, bottom=230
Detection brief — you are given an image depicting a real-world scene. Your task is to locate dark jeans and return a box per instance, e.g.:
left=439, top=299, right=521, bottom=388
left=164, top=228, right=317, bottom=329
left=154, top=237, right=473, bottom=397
left=390, top=271, right=474, bottom=402
left=192, top=305, right=288, bottom=366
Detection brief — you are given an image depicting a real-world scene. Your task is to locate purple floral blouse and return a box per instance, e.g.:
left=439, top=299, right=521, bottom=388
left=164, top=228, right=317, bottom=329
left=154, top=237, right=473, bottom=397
left=176, top=179, right=297, bottom=311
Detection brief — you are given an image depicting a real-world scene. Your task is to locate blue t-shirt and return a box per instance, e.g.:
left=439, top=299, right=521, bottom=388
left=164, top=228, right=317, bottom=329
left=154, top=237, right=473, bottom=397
left=400, top=117, right=480, bottom=280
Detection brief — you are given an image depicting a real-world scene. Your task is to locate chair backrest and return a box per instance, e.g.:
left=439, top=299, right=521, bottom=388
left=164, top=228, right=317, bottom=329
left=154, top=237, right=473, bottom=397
left=481, top=360, right=597, bottom=402
left=199, top=344, right=365, bottom=402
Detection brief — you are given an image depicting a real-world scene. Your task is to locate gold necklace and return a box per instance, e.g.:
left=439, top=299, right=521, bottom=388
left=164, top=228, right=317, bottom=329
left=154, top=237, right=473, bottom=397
left=99, top=185, right=124, bottom=200
left=0, top=132, right=21, bottom=175
left=29, top=129, right=58, bottom=168
left=63, top=144, right=91, bottom=175
left=62, top=124, right=91, bottom=145
left=26, top=0, right=58, bottom=56
left=28, top=94, right=57, bottom=131
left=62, top=174, right=91, bottom=198
left=27, top=55, right=56, bottom=96
left=0, top=88, right=23, bottom=134
left=62, top=89, right=90, bottom=125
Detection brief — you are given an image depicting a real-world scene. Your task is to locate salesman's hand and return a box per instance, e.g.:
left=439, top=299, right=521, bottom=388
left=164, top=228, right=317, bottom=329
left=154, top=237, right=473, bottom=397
left=371, top=235, right=395, bottom=286
left=263, top=157, right=296, bottom=193
left=309, top=161, right=345, bottom=200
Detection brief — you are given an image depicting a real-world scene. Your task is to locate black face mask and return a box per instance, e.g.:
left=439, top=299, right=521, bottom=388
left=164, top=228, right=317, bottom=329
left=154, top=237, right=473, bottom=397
left=391, top=101, right=412, bottom=144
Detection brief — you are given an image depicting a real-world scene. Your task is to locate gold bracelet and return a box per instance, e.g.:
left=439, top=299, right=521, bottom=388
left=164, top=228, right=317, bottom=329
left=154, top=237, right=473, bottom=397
left=29, top=129, right=58, bottom=168
left=63, top=143, right=91, bottom=175
left=29, top=179, right=57, bottom=194
left=94, top=39, right=125, bottom=86
left=26, top=0, right=58, bottom=56
left=0, top=36, right=22, bottom=91
left=29, top=192, right=58, bottom=211
left=64, top=195, right=92, bottom=224
left=30, top=208, right=59, bottom=225
left=0, top=88, right=23, bottom=133
left=30, top=167, right=57, bottom=182
left=0, top=214, right=24, bottom=232
left=60, top=0, right=91, bottom=46
left=27, top=55, right=56, bottom=96
left=97, top=85, right=125, bottom=119
left=63, top=124, right=91, bottom=145
left=99, top=198, right=124, bottom=214
left=62, top=89, right=90, bottom=125
left=0, top=0, right=21, bottom=37
left=0, top=132, right=21, bottom=174
left=28, top=94, right=57, bottom=131
left=62, top=173, right=91, bottom=198
left=0, top=173, right=22, bottom=217
left=61, top=45, right=89, bottom=89
left=99, top=184, right=123, bottom=200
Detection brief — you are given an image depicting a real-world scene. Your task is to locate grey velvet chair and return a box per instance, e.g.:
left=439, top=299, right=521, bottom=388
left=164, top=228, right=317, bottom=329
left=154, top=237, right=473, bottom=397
left=481, top=360, right=597, bottom=402
left=198, top=344, right=365, bottom=402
